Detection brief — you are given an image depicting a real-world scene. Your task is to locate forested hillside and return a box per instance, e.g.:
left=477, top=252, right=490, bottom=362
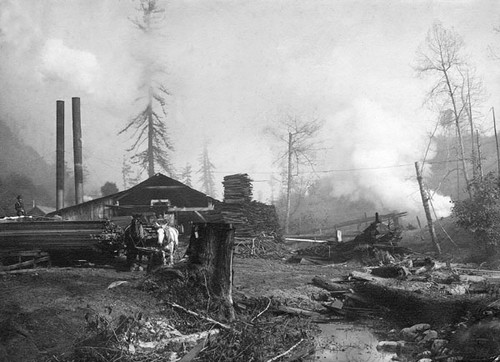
left=428, top=133, right=500, bottom=202
left=0, top=120, right=55, bottom=216
left=279, top=133, right=500, bottom=235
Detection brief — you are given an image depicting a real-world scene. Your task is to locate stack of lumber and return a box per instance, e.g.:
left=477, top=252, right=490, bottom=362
left=0, top=220, right=107, bottom=252
left=222, top=174, right=253, bottom=236
left=221, top=173, right=282, bottom=239
left=223, top=173, right=253, bottom=203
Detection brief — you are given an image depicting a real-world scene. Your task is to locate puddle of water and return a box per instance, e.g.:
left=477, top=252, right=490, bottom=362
left=308, top=322, right=396, bottom=362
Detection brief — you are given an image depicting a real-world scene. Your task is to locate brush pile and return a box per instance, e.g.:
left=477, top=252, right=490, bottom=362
left=234, top=235, right=290, bottom=259
left=63, top=268, right=317, bottom=362
left=296, top=219, right=405, bottom=264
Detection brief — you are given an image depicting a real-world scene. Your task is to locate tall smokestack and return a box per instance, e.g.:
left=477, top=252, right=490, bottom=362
left=56, top=100, right=65, bottom=210
left=72, top=97, right=83, bottom=204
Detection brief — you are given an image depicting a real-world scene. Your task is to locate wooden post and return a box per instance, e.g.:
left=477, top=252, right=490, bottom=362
left=188, top=222, right=235, bottom=321
left=416, top=216, right=424, bottom=241
left=415, top=162, right=441, bottom=254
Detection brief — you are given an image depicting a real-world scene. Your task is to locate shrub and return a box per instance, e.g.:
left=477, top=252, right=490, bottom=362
left=453, top=172, right=500, bottom=254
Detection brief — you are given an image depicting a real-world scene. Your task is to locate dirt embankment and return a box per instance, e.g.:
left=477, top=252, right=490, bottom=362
left=0, top=219, right=490, bottom=362
left=0, top=255, right=355, bottom=362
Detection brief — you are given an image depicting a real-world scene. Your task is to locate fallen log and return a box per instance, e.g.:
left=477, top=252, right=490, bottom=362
left=353, top=281, right=483, bottom=326
left=350, top=271, right=393, bottom=285
left=312, top=276, right=352, bottom=292
left=371, top=265, right=409, bottom=278
left=0, top=256, right=50, bottom=271
left=274, top=305, right=322, bottom=318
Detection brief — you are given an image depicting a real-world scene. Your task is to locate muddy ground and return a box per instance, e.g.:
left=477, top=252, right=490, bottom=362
left=0, top=248, right=362, bottom=362
left=0, top=222, right=483, bottom=362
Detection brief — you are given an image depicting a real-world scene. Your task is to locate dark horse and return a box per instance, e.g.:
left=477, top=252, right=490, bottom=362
left=124, top=214, right=146, bottom=267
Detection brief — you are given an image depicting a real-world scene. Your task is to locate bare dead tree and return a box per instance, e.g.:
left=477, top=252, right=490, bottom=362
left=266, top=115, right=322, bottom=234
left=415, top=22, right=481, bottom=199
left=119, top=0, right=174, bottom=177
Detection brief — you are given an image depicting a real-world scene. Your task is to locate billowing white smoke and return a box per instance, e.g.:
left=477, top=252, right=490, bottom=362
left=38, top=38, right=100, bottom=94
left=324, top=98, right=452, bottom=218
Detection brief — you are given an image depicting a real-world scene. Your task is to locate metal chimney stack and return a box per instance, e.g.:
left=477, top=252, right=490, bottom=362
left=56, top=100, right=65, bottom=210
left=72, top=97, right=83, bottom=205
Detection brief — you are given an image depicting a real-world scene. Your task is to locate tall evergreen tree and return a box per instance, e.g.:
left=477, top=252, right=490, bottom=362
left=119, top=0, right=174, bottom=177
left=181, top=163, right=193, bottom=187
left=197, top=144, right=217, bottom=197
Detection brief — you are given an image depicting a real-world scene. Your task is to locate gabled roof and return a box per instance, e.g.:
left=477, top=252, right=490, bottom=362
left=47, top=173, right=215, bottom=216
left=27, top=205, right=56, bottom=216
left=116, top=173, right=211, bottom=208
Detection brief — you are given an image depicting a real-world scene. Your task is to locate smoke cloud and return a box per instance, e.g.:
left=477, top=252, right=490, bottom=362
left=39, top=39, right=100, bottom=93
left=320, top=98, right=452, bottom=218
left=0, top=0, right=499, bottom=216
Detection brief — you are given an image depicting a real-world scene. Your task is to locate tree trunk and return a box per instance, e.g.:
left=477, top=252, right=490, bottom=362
left=188, top=223, right=235, bottom=321
left=147, top=92, right=154, bottom=177
left=443, top=67, right=471, bottom=198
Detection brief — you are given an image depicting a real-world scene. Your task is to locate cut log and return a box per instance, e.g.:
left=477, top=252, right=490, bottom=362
left=275, top=305, right=322, bottom=318
left=312, top=276, right=352, bottom=292
left=0, top=256, right=50, bottom=271
left=371, top=265, right=409, bottom=278
left=350, top=271, right=393, bottom=285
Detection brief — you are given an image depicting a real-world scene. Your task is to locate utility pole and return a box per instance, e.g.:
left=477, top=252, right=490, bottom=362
left=467, top=73, right=477, bottom=181
left=476, top=129, right=483, bottom=181
left=493, top=107, right=500, bottom=178
left=285, top=132, right=293, bottom=234
left=415, top=162, right=441, bottom=255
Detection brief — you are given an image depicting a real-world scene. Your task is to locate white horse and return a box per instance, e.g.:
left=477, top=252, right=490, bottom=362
left=156, top=224, right=179, bottom=266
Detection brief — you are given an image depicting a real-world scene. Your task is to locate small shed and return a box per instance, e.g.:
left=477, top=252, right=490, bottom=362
left=27, top=205, right=56, bottom=217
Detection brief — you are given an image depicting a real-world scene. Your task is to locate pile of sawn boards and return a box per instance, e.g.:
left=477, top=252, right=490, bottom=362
left=0, top=220, right=107, bottom=252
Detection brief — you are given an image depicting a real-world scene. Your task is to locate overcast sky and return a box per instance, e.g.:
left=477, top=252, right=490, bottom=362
left=1, top=0, right=500, bottom=216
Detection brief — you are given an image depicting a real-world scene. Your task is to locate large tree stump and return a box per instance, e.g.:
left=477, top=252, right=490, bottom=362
left=187, top=222, right=235, bottom=321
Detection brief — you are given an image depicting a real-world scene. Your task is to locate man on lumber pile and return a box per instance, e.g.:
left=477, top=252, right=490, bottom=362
left=14, top=195, right=25, bottom=217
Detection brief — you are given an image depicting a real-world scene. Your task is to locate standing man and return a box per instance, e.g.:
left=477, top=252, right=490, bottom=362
left=15, top=195, right=25, bottom=216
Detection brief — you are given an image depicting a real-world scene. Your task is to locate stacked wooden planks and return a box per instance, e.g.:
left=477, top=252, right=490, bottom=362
left=0, top=220, right=107, bottom=252
left=221, top=174, right=282, bottom=238
left=222, top=173, right=253, bottom=203
left=222, top=174, right=253, bottom=235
